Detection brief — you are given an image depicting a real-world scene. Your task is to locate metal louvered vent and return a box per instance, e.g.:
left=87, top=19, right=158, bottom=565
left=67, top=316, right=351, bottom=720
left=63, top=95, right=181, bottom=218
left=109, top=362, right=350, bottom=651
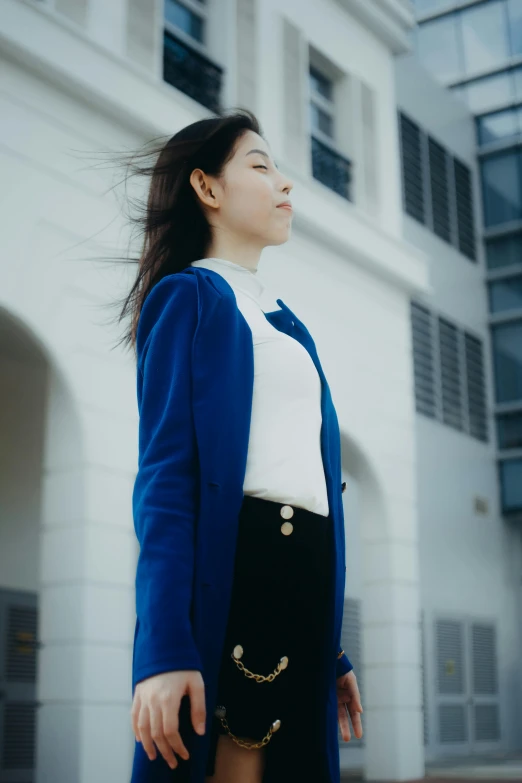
left=411, top=302, right=436, bottom=418
left=420, top=610, right=428, bottom=745
left=399, top=111, right=476, bottom=261
left=464, top=333, right=488, bottom=442
left=428, top=137, right=451, bottom=243
left=439, top=704, right=468, bottom=744
left=438, top=318, right=463, bottom=431
left=6, top=605, right=38, bottom=682
left=436, top=619, right=464, bottom=695
left=2, top=702, right=36, bottom=770
left=339, top=597, right=364, bottom=748
left=472, top=624, right=497, bottom=695
left=400, top=113, right=425, bottom=224
left=474, top=704, right=500, bottom=741
left=454, top=158, right=476, bottom=260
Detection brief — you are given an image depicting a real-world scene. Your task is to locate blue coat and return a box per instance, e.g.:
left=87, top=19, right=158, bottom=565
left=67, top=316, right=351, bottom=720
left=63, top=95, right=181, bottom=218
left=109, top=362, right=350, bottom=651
left=131, top=264, right=353, bottom=782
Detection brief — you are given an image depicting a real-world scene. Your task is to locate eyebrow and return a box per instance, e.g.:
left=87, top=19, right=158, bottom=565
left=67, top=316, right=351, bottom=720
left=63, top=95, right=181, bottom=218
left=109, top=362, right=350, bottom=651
left=246, top=149, right=279, bottom=169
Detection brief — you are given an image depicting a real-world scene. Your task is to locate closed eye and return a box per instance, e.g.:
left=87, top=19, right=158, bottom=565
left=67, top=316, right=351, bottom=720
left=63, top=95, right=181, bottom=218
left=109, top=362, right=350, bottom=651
left=254, top=165, right=268, bottom=170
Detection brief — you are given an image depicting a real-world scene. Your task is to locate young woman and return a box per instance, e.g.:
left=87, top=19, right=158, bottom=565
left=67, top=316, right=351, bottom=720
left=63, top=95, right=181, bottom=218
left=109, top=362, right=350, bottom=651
left=124, top=108, right=363, bottom=783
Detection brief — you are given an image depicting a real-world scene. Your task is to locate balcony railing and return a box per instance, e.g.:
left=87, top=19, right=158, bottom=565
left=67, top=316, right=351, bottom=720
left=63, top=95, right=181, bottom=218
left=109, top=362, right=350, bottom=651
left=311, top=135, right=352, bottom=201
left=163, top=28, right=223, bottom=114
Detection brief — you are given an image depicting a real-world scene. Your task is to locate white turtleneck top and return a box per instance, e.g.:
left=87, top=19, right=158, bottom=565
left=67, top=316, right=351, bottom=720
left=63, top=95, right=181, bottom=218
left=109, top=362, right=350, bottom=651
left=190, top=257, right=329, bottom=517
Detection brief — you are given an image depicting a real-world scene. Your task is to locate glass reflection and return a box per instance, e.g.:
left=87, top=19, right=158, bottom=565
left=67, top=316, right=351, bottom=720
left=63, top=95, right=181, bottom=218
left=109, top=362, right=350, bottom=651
left=477, top=108, right=519, bottom=145
left=416, top=15, right=463, bottom=82
left=492, top=319, right=522, bottom=402
left=481, top=150, right=522, bottom=226
left=461, top=1, right=510, bottom=74
left=466, top=71, right=514, bottom=113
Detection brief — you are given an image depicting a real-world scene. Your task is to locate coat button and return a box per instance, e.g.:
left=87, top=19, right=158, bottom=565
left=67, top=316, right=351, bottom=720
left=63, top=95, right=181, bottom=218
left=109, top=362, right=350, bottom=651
left=280, top=521, right=293, bottom=535
left=280, top=505, right=294, bottom=519
left=232, top=644, right=243, bottom=660
left=271, top=719, right=282, bottom=733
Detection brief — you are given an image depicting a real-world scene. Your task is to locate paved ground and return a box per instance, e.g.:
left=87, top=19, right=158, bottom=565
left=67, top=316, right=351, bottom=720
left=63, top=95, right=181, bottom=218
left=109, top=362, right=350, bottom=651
left=339, top=753, right=522, bottom=782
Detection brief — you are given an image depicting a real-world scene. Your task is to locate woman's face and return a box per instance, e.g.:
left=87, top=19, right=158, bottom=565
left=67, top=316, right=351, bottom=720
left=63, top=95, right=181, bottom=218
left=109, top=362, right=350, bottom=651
left=194, top=130, right=294, bottom=249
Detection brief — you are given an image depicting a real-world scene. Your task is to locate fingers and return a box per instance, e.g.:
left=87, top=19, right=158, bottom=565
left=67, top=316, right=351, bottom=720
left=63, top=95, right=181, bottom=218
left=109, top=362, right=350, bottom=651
left=337, top=702, right=351, bottom=742
left=131, top=691, right=142, bottom=742
left=188, top=677, right=207, bottom=736
left=161, top=694, right=190, bottom=768
left=137, top=704, right=157, bottom=762
left=132, top=690, right=190, bottom=769
left=348, top=703, right=364, bottom=739
left=151, top=697, right=185, bottom=770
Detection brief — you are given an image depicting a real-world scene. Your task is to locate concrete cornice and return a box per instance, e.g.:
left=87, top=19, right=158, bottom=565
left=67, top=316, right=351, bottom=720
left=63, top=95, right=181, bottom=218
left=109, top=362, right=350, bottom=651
left=336, top=0, right=416, bottom=55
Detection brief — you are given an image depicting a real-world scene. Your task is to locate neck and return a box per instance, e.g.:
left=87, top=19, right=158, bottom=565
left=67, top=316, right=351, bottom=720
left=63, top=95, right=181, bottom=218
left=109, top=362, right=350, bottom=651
left=203, top=249, right=261, bottom=273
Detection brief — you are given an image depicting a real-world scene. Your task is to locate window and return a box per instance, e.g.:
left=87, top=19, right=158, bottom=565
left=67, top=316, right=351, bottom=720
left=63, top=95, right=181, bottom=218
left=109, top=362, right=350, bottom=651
left=163, top=0, right=223, bottom=113
left=309, top=67, right=335, bottom=140
left=416, top=14, right=463, bottom=82
left=309, top=65, right=352, bottom=201
left=476, top=108, right=521, bottom=146
left=428, top=137, right=451, bottom=243
left=400, top=113, right=425, bottom=223
left=489, top=274, right=522, bottom=312
left=411, top=302, right=436, bottom=418
left=413, top=0, right=456, bottom=16
left=399, top=112, right=477, bottom=260
left=491, top=318, right=522, bottom=403
left=454, top=158, right=476, bottom=260
left=481, top=150, right=522, bottom=227
left=507, top=0, right=522, bottom=57
left=464, top=71, right=514, bottom=114
left=439, top=317, right=463, bottom=430
left=497, top=411, right=522, bottom=448
left=410, top=302, right=488, bottom=441
left=499, top=458, right=522, bottom=511
left=165, top=0, right=205, bottom=43
left=460, top=1, right=510, bottom=75
left=486, top=233, right=522, bottom=269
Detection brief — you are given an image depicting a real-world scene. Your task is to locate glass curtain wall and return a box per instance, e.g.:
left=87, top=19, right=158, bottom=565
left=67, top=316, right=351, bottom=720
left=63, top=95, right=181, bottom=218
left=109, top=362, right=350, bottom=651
left=412, top=0, right=522, bottom=515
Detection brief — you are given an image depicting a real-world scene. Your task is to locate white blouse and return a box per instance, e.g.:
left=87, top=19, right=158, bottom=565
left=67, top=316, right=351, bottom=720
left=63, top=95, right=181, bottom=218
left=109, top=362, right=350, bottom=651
left=190, top=257, right=329, bottom=517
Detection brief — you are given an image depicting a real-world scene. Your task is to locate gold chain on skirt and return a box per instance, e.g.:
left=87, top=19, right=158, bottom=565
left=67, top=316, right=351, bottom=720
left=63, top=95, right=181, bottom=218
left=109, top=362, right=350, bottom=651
left=216, top=710, right=282, bottom=749
left=231, top=646, right=289, bottom=683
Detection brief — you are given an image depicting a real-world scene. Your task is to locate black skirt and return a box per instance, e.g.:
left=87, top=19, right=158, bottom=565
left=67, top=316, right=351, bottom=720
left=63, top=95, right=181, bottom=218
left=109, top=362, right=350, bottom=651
left=205, top=493, right=333, bottom=782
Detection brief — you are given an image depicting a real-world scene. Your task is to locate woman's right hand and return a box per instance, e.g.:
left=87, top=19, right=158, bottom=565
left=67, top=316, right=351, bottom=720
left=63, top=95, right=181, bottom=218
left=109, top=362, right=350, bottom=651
left=131, top=670, right=206, bottom=770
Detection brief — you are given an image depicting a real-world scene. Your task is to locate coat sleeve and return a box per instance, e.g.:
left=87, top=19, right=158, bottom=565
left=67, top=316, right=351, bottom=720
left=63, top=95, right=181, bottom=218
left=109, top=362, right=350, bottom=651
left=132, top=273, right=202, bottom=690
left=336, top=648, right=354, bottom=678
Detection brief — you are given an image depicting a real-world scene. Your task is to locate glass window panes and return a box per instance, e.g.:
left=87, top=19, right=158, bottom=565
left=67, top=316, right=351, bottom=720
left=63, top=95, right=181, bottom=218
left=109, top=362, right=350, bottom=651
left=497, top=412, right=522, bottom=449
left=481, top=150, right=522, bottom=226
left=310, top=103, right=334, bottom=138
left=513, top=66, right=522, bottom=99
left=309, top=67, right=333, bottom=101
left=492, top=319, right=522, bottom=402
left=477, top=108, right=519, bottom=145
left=500, top=458, right=522, bottom=511
left=413, top=0, right=456, bottom=17
left=486, top=233, right=522, bottom=269
left=507, top=0, right=522, bottom=56
left=489, top=275, right=522, bottom=312
left=165, top=0, right=204, bottom=42
left=416, top=15, right=463, bottom=83
left=461, top=1, right=510, bottom=74
left=466, top=71, right=514, bottom=113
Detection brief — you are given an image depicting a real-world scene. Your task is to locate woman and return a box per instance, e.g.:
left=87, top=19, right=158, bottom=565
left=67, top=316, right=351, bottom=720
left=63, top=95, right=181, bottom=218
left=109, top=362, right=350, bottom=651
left=124, top=108, right=363, bottom=783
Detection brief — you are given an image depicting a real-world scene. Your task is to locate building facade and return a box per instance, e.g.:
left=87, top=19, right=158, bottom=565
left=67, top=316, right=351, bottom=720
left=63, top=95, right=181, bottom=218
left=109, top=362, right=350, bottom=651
left=395, top=49, right=522, bottom=764
left=412, top=0, right=522, bottom=519
left=0, top=0, right=432, bottom=781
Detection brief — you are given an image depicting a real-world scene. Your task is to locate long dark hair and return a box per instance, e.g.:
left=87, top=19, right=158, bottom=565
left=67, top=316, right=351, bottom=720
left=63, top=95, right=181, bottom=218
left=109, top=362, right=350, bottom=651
left=104, top=107, right=262, bottom=355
